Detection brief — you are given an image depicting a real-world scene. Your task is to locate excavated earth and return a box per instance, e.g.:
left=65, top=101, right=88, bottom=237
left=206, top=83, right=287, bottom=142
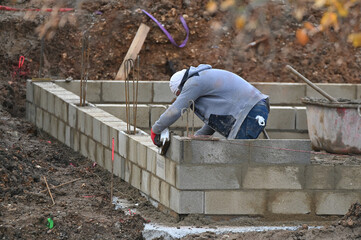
left=1, top=0, right=361, bottom=239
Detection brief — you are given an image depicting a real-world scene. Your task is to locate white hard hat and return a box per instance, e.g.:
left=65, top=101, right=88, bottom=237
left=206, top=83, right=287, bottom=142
left=169, top=69, right=187, bottom=95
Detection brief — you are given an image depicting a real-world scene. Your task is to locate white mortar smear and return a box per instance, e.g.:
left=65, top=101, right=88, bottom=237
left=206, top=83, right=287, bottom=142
left=142, top=223, right=321, bottom=240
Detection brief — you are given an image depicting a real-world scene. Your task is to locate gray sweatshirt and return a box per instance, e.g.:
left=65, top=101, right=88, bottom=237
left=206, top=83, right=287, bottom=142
left=152, top=64, right=268, bottom=139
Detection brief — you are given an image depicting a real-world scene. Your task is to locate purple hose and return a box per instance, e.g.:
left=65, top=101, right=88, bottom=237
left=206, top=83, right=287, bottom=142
left=142, top=9, right=189, bottom=48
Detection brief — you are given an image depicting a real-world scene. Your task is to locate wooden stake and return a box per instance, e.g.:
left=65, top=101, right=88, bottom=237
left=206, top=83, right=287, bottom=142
left=43, top=176, right=55, bottom=205
left=115, top=23, right=150, bottom=80
left=40, top=178, right=81, bottom=193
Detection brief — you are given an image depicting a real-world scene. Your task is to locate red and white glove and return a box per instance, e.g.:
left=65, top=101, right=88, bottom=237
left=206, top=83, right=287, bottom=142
left=151, top=128, right=162, bottom=147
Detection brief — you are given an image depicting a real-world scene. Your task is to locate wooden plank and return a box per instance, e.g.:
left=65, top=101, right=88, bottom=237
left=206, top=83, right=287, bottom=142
left=115, top=23, right=150, bottom=80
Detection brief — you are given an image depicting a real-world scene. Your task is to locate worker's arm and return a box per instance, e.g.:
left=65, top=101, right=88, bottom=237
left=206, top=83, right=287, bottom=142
left=195, top=124, right=215, bottom=136
left=152, top=80, right=203, bottom=134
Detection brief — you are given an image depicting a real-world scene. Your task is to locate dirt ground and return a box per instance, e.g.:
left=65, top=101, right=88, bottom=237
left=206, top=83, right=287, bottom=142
left=1, top=0, right=361, bottom=239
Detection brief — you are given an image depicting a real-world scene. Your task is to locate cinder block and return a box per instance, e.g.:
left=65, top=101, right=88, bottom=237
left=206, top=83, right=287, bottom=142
left=131, top=164, right=141, bottom=190
left=118, top=131, right=128, bottom=158
left=43, top=111, right=51, bottom=133
left=205, top=190, right=266, bottom=215
left=26, top=80, right=33, bottom=103
left=73, top=130, right=80, bottom=152
left=47, top=91, right=55, bottom=114
left=102, top=81, right=153, bottom=103
left=253, top=83, right=306, bottom=105
left=150, top=105, right=166, bottom=127
left=306, top=84, right=357, bottom=100
left=357, top=84, right=361, bottom=99
left=295, top=107, right=308, bottom=130
left=109, top=127, right=119, bottom=153
left=166, top=135, right=183, bottom=163
left=160, top=181, right=170, bottom=207
left=250, top=139, right=311, bottom=164
left=147, top=147, right=157, bottom=174
left=54, top=97, right=67, bottom=121
left=166, top=159, right=176, bottom=186
left=177, top=165, right=242, bottom=190
left=243, top=166, right=303, bottom=189
left=141, top=170, right=151, bottom=195
left=150, top=175, right=160, bottom=201
left=101, top=123, right=110, bottom=147
left=124, top=159, right=132, bottom=183
left=183, top=139, right=250, bottom=164
left=33, top=84, right=41, bottom=106
left=50, top=115, right=58, bottom=138
left=97, top=104, right=150, bottom=128
left=104, top=148, right=112, bottom=172
left=40, top=88, right=48, bottom=110
left=84, top=114, right=93, bottom=137
left=267, top=107, right=296, bottom=130
left=68, top=104, right=77, bottom=128
left=35, top=107, right=43, bottom=129
left=80, top=134, right=88, bottom=158
left=156, top=155, right=166, bottom=180
left=26, top=102, right=36, bottom=123
left=267, top=131, right=309, bottom=139
left=58, top=120, right=65, bottom=143
left=128, top=136, right=137, bottom=163
left=153, top=81, right=174, bottom=103
left=86, top=81, right=101, bottom=102
left=88, top=138, right=96, bottom=162
left=114, top=154, right=125, bottom=179
left=55, top=80, right=80, bottom=95
left=65, top=125, right=71, bottom=147
left=306, top=165, right=334, bottom=189
left=137, top=141, right=150, bottom=169
left=336, top=166, right=361, bottom=190
left=315, top=192, right=361, bottom=215
left=269, top=191, right=311, bottom=214
left=170, top=187, right=204, bottom=214
left=92, top=118, right=102, bottom=142
left=96, top=143, right=104, bottom=166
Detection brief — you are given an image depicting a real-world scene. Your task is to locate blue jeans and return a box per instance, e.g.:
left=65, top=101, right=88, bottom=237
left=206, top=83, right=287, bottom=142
left=235, top=99, right=269, bottom=139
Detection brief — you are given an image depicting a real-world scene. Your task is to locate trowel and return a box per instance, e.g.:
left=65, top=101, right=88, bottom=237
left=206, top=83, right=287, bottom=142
left=158, top=128, right=170, bottom=155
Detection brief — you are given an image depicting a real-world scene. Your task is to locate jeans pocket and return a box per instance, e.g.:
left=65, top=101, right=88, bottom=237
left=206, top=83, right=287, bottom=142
left=208, top=114, right=236, bottom=137
left=245, top=115, right=266, bottom=139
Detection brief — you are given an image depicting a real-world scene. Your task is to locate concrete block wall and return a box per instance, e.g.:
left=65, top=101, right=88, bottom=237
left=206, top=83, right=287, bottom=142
left=26, top=81, right=361, bottom=219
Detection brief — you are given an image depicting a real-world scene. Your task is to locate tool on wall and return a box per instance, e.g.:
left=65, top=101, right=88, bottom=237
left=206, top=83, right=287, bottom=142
left=158, top=128, right=170, bottom=155
left=124, top=56, right=140, bottom=134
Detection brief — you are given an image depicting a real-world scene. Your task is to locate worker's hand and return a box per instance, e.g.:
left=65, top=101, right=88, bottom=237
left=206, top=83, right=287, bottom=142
left=151, top=128, right=162, bottom=147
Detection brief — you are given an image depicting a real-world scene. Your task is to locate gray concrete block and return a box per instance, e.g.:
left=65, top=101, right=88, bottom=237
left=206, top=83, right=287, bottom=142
left=113, top=155, right=125, bottom=180
left=357, top=84, right=361, bottom=99
left=92, top=118, right=102, bottom=143
left=73, top=130, right=80, bottom=152
left=35, top=107, right=43, bottom=129
left=166, top=135, right=183, bottom=163
left=153, top=81, right=174, bottom=103
left=55, top=81, right=80, bottom=95
left=101, top=123, right=110, bottom=147
left=250, top=139, right=311, bottom=164
left=118, top=131, right=128, bottom=158
left=253, top=83, right=306, bottom=105
left=269, top=191, right=311, bottom=214
left=43, top=111, right=51, bottom=133
left=166, top=159, right=176, bottom=186
left=96, top=143, right=104, bottom=166
left=243, top=166, right=303, bottom=189
left=156, top=155, right=166, bottom=180
left=102, top=81, right=153, bottom=103
left=65, top=125, right=71, bottom=147
left=104, top=148, right=112, bottom=172
left=205, top=190, right=266, bottom=215
left=267, top=131, right=309, bottom=139
left=128, top=136, right=137, bottom=163
left=315, top=192, right=361, bottom=215
left=137, top=141, right=149, bottom=169
left=267, top=107, right=296, bottom=130
left=141, top=170, right=151, bottom=195
left=150, top=105, right=166, bottom=126
left=88, top=138, right=96, bottom=162
left=124, top=159, right=132, bottom=183
left=80, top=134, right=88, bottom=158
left=170, top=187, right=204, bottom=214
left=26, top=102, right=36, bottom=123
left=68, top=104, right=77, bottom=128
left=50, top=115, right=58, bottom=138
left=131, top=164, right=141, bottom=190
left=305, top=165, right=334, bottom=189
left=336, top=166, right=361, bottom=190
left=84, top=114, right=93, bottom=137
left=150, top=175, right=160, bottom=202
left=58, top=120, right=65, bottom=143
left=33, top=84, right=41, bottom=106
left=26, top=80, right=33, bottom=103
left=86, top=81, right=101, bottom=102
left=47, top=90, right=55, bottom=114
left=177, top=165, right=242, bottom=190
left=54, top=97, right=67, bottom=122
left=160, top=181, right=170, bottom=207
left=306, top=84, right=357, bottom=100
left=295, top=107, right=308, bottom=131
left=183, top=139, right=250, bottom=164
left=147, top=147, right=157, bottom=174
left=40, top=88, right=48, bottom=110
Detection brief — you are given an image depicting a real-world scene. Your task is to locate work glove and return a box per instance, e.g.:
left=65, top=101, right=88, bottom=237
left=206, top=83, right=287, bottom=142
left=151, top=128, right=162, bottom=147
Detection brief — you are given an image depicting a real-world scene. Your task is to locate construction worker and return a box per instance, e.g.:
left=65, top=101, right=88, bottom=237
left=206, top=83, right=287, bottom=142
left=151, top=64, right=269, bottom=146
